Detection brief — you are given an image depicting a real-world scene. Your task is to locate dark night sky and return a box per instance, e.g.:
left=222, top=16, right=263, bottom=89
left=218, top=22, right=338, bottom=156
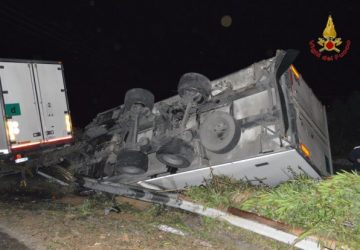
left=0, top=0, right=358, bottom=127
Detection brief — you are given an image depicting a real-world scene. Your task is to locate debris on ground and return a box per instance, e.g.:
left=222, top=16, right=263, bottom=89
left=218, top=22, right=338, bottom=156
left=157, top=224, right=187, bottom=236
left=104, top=206, right=121, bottom=215
left=0, top=175, right=291, bottom=249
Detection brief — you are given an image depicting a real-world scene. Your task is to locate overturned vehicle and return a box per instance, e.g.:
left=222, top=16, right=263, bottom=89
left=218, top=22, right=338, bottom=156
left=59, top=50, right=333, bottom=190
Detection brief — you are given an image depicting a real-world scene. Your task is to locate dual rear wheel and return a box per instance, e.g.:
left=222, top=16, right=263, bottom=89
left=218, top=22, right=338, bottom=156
left=116, top=74, right=240, bottom=175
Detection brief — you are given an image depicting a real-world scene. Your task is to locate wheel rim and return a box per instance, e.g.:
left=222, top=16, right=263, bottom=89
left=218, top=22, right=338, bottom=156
left=200, top=111, right=240, bottom=153
left=212, top=120, right=230, bottom=141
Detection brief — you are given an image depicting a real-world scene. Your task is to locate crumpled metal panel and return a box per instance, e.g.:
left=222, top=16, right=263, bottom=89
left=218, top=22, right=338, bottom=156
left=141, top=149, right=321, bottom=190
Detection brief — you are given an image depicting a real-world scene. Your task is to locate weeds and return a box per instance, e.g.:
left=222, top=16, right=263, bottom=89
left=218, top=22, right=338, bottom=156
left=185, top=172, right=360, bottom=248
left=78, top=198, right=96, bottom=216
left=140, top=203, right=165, bottom=219
left=185, top=175, right=260, bottom=209
left=240, top=171, right=360, bottom=248
left=75, top=192, right=115, bottom=217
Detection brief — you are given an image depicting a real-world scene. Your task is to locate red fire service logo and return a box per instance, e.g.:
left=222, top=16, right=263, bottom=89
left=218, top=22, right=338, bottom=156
left=309, top=15, right=350, bottom=61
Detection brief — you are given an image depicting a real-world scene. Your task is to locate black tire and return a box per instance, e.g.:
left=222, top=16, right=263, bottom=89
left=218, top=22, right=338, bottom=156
left=178, top=73, right=211, bottom=103
left=124, top=88, right=155, bottom=110
left=156, top=138, right=195, bottom=168
left=115, top=150, right=148, bottom=175
left=199, top=111, right=241, bottom=154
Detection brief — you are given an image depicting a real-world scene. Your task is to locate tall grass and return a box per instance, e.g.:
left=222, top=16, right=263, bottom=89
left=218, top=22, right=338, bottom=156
left=241, top=171, right=360, bottom=248
left=185, top=175, right=260, bottom=209
left=185, top=172, right=360, bottom=249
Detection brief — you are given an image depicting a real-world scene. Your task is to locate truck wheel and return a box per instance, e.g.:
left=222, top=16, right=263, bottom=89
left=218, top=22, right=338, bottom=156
left=199, top=111, right=240, bottom=153
left=156, top=138, right=195, bottom=168
left=124, top=88, right=155, bottom=111
left=178, top=73, right=211, bottom=104
left=116, top=150, right=148, bottom=175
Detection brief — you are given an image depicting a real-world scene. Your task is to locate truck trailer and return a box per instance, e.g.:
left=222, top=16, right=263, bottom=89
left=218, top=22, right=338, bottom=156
left=0, top=59, right=73, bottom=171
left=69, top=49, right=332, bottom=190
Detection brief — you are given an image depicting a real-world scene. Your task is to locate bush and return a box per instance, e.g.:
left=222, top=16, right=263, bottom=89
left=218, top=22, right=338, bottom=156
left=240, top=171, right=360, bottom=249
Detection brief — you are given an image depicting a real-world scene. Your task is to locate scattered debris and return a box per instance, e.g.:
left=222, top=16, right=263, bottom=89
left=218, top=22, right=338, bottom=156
left=82, top=176, right=320, bottom=249
left=157, top=224, right=187, bottom=236
left=0, top=188, right=292, bottom=249
left=104, top=206, right=121, bottom=215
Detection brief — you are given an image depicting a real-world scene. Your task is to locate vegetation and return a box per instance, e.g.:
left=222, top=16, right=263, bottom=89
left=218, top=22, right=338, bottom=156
left=185, top=172, right=360, bottom=249
left=185, top=174, right=262, bottom=209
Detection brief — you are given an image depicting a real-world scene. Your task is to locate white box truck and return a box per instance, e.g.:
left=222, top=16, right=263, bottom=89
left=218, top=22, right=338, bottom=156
left=0, top=59, right=73, bottom=164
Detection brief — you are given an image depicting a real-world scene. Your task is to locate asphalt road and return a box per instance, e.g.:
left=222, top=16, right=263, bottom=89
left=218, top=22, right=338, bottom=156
left=0, top=231, right=29, bottom=250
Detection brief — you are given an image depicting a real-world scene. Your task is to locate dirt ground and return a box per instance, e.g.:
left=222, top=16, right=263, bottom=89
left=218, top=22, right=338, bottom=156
left=0, top=176, right=292, bottom=250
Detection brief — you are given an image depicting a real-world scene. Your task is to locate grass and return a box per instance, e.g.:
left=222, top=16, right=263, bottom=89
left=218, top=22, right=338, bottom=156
left=78, top=198, right=96, bottom=216
left=194, top=216, right=292, bottom=250
left=185, top=175, right=261, bottom=209
left=136, top=204, right=290, bottom=249
left=241, top=171, right=360, bottom=249
left=0, top=181, right=292, bottom=249
left=185, top=172, right=360, bottom=249
left=4, top=172, right=359, bottom=248
left=71, top=193, right=290, bottom=249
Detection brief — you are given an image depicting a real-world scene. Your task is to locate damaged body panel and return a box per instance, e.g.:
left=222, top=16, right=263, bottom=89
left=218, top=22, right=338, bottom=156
left=68, top=50, right=332, bottom=190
